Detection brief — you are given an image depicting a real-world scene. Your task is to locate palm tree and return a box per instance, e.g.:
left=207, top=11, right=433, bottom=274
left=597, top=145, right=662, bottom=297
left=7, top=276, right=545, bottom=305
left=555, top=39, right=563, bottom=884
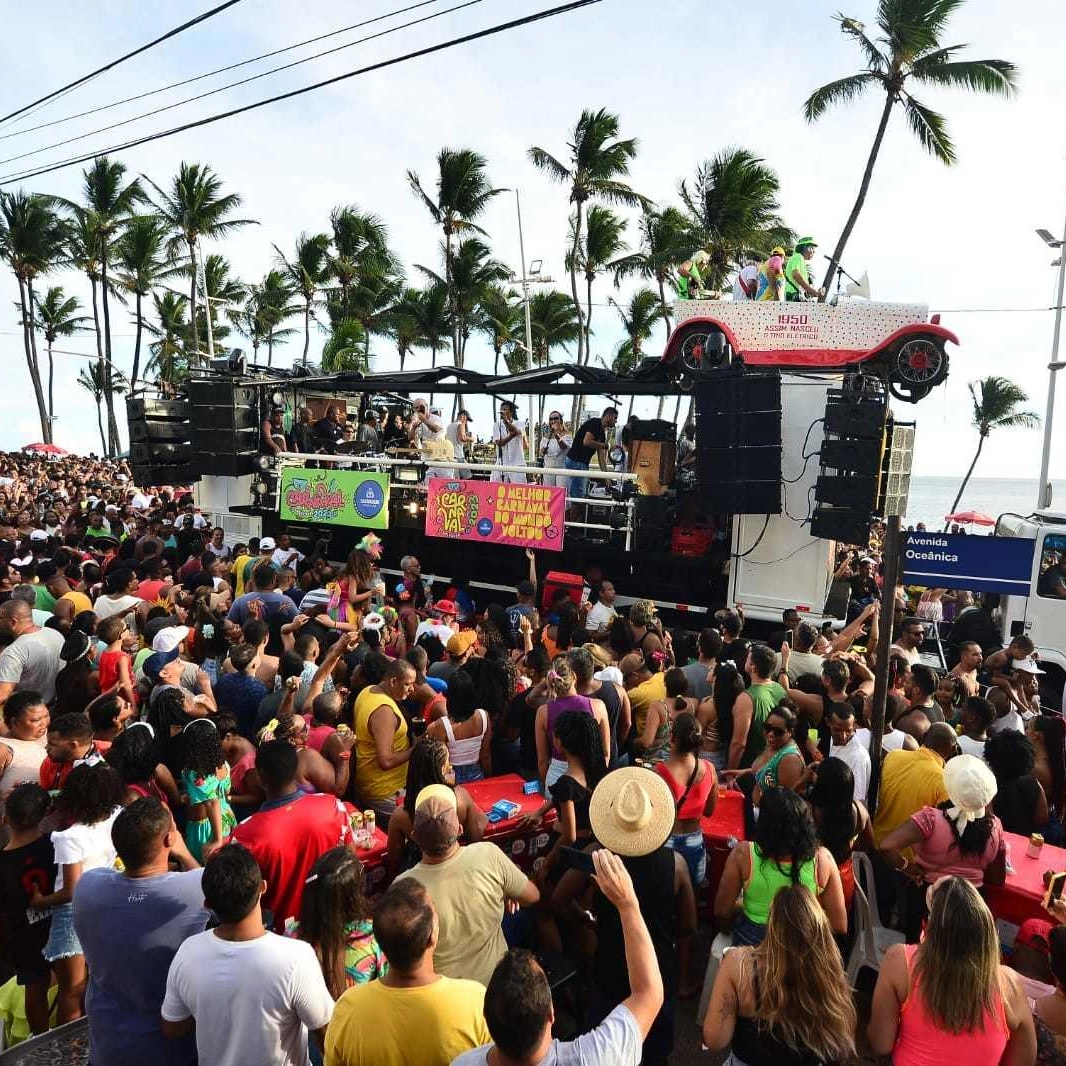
left=406, top=148, right=505, bottom=355
left=386, top=287, right=430, bottom=372
left=77, top=362, right=110, bottom=455
left=235, top=271, right=298, bottom=365
left=346, top=264, right=404, bottom=363
left=409, top=283, right=451, bottom=370
left=568, top=205, right=627, bottom=363
left=35, top=286, right=89, bottom=422
left=198, top=252, right=244, bottom=349
left=65, top=209, right=106, bottom=402
left=0, top=190, right=67, bottom=442
left=65, top=157, right=143, bottom=453
left=143, top=162, right=255, bottom=357
left=417, top=238, right=509, bottom=367
left=529, top=108, right=648, bottom=364
left=321, top=320, right=369, bottom=373
left=947, top=376, right=1040, bottom=522
left=273, top=233, right=330, bottom=365
left=145, top=291, right=190, bottom=392
left=610, top=206, right=692, bottom=333
left=679, top=147, right=793, bottom=292
left=528, top=290, right=581, bottom=367
left=113, top=213, right=173, bottom=389
left=609, top=288, right=665, bottom=375
left=805, top=2, right=1017, bottom=294
left=478, top=285, right=524, bottom=376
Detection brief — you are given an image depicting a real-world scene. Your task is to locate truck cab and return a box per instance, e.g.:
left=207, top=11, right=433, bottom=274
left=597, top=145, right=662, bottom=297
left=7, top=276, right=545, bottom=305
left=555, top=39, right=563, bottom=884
left=995, top=511, right=1066, bottom=710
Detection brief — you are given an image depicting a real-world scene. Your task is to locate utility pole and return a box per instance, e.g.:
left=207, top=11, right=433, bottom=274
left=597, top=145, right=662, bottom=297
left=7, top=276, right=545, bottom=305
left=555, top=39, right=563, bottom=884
left=1036, top=210, right=1066, bottom=509
left=866, top=514, right=901, bottom=811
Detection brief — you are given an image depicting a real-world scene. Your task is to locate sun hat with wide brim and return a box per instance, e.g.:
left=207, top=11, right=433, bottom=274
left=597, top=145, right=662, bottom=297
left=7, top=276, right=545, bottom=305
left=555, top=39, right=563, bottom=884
left=589, top=767, right=675, bottom=857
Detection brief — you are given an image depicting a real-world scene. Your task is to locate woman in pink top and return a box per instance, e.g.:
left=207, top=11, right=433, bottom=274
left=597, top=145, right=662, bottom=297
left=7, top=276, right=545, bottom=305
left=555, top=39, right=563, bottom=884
left=878, top=753, right=1006, bottom=942
left=868, top=876, right=1034, bottom=1064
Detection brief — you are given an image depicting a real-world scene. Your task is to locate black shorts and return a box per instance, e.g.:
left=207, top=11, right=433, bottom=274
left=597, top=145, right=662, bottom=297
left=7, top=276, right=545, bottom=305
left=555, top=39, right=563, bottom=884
left=9, top=924, right=52, bottom=985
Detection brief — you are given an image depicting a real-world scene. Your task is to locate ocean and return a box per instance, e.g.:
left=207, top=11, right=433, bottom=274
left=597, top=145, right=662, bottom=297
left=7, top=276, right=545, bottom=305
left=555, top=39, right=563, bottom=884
left=904, top=476, right=1066, bottom=530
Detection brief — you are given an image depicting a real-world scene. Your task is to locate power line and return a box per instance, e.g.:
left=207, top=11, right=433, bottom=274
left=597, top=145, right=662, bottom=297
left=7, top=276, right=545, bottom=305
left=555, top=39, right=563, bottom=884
left=0, top=0, right=448, bottom=143
left=0, top=0, right=487, bottom=169
left=0, top=0, right=604, bottom=186
left=0, top=0, right=246, bottom=128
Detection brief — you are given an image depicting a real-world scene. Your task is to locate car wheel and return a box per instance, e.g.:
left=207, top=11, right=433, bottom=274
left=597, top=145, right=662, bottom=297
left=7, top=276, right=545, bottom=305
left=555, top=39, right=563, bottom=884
left=888, top=335, right=949, bottom=402
left=677, top=326, right=708, bottom=378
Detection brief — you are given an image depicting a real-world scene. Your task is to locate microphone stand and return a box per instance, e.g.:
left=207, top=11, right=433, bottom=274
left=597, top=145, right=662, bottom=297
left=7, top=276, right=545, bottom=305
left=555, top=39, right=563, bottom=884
left=824, top=255, right=863, bottom=301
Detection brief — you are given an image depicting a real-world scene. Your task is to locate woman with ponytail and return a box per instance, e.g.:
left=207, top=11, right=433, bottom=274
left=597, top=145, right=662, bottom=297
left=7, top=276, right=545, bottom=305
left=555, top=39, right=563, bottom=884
left=532, top=654, right=610, bottom=793
left=638, top=665, right=690, bottom=766
left=656, top=711, right=718, bottom=894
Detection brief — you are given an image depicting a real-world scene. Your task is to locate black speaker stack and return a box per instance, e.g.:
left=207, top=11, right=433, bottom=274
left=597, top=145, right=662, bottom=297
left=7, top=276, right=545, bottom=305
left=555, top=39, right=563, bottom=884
left=694, top=370, right=782, bottom=514
left=186, top=380, right=260, bottom=477
left=810, top=388, right=888, bottom=544
left=632, top=495, right=676, bottom=552
left=126, top=396, right=195, bottom=486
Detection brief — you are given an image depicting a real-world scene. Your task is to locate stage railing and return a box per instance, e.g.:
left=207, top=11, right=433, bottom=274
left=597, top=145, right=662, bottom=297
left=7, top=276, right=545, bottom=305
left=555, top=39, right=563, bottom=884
left=271, top=451, right=636, bottom=548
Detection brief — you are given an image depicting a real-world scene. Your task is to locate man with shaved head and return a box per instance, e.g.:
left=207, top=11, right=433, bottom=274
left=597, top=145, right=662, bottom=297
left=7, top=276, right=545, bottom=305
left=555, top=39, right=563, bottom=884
left=0, top=598, right=65, bottom=707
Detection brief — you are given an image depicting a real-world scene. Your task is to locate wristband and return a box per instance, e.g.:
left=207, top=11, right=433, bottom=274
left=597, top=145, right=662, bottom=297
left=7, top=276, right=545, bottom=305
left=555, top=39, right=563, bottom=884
left=337, top=751, right=351, bottom=761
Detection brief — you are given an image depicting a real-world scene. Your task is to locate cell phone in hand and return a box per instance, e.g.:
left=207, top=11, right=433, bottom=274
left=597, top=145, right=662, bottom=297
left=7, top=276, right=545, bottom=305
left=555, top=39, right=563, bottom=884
left=1044, top=871, right=1066, bottom=910
left=560, top=846, right=595, bottom=876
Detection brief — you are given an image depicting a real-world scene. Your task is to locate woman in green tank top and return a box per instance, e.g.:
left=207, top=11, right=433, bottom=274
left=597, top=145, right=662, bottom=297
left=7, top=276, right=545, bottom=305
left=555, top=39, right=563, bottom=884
left=713, top=786, right=847, bottom=946
left=721, top=704, right=806, bottom=806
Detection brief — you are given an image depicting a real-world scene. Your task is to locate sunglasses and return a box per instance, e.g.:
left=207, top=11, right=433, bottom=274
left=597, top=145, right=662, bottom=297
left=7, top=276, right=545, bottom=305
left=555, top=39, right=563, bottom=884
left=763, top=724, right=788, bottom=737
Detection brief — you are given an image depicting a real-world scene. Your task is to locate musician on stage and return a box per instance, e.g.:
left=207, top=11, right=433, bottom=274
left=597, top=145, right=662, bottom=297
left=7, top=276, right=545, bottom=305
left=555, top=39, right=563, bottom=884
left=539, top=410, right=572, bottom=487
left=491, top=401, right=528, bottom=485
left=312, top=404, right=347, bottom=454
left=563, top=405, right=618, bottom=502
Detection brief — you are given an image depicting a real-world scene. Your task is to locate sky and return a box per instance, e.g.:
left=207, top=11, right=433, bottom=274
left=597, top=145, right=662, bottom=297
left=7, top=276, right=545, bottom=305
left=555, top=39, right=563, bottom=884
left=0, top=0, right=1063, bottom=486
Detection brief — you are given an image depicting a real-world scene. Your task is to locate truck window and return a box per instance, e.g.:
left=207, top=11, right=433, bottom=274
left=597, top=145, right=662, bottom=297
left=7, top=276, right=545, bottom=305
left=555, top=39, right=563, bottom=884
left=1037, top=533, right=1066, bottom=600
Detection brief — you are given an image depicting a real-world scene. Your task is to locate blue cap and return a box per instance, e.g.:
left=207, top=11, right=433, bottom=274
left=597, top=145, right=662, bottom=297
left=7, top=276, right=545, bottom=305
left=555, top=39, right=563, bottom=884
left=143, top=647, right=180, bottom=684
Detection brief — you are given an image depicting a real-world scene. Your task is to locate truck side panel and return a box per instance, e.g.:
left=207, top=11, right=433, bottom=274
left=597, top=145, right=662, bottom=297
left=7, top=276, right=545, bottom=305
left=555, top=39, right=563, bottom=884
left=729, top=377, right=836, bottom=623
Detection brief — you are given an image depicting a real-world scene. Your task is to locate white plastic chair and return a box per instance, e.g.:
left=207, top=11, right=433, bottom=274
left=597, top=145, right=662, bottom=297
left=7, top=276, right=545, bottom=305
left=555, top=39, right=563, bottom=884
left=845, top=851, right=904, bottom=984
left=696, top=931, right=733, bottom=1027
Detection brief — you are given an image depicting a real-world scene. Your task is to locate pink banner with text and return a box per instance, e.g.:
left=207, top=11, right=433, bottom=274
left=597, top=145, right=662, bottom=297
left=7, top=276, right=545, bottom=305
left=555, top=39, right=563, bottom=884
left=424, top=478, right=565, bottom=552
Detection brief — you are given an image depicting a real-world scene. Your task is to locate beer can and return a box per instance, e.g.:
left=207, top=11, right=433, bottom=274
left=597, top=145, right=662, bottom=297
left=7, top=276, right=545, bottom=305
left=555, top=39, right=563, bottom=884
left=363, top=810, right=376, bottom=843
left=1028, top=833, right=1045, bottom=860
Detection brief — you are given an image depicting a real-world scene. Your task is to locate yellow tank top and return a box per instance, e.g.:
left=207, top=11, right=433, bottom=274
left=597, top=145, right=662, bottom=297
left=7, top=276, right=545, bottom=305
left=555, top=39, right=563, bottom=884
left=353, top=686, right=409, bottom=801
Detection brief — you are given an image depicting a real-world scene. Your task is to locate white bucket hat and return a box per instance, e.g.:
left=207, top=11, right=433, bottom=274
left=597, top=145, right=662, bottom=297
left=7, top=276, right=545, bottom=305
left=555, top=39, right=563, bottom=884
left=943, top=753, right=998, bottom=832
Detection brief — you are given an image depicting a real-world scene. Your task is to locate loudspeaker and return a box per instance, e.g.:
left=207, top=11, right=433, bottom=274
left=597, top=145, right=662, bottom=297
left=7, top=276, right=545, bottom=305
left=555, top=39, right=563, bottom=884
left=699, top=481, right=781, bottom=515
left=878, top=421, right=915, bottom=517
left=130, top=463, right=199, bottom=486
left=810, top=507, right=871, bottom=546
left=631, top=419, right=674, bottom=442
left=629, top=439, right=676, bottom=496
left=193, top=405, right=259, bottom=431
left=815, top=474, right=879, bottom=507
left=190, top=448, right=257, bottom=478
left=819, top=438, right=882, bottom=476
left=633, top=495, right=675, bottom=551
left=130, top=442, right=190, bottom=465
left=128, top=420, right=189, bottom=444
left=127, top=397, right=188, bottom=421
left=823, top=390, right=887, bottom=439
left=694, top=370, right=782, bottom=515
left=186, top=381, right=258, bottom=408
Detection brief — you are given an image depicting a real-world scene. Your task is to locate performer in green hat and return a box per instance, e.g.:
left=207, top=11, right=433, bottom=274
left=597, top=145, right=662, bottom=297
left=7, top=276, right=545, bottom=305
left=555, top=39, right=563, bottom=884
left=785, top=237, right=825, bottom=302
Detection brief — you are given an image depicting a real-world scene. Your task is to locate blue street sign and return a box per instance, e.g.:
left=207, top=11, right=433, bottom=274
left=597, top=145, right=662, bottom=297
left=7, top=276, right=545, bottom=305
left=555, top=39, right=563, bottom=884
left=902, top=532, right=1036, bottom=595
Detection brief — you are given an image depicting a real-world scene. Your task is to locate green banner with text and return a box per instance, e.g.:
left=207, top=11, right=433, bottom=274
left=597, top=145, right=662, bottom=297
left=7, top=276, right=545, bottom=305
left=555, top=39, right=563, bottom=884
left=278, top=468, right=390, bottom=529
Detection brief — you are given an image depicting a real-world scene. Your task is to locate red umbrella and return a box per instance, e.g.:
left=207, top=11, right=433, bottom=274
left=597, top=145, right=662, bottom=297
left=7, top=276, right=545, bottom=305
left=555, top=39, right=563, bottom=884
left=21, top=443, right=68, bottom=455
left=944, top=510, right=995, bottom=527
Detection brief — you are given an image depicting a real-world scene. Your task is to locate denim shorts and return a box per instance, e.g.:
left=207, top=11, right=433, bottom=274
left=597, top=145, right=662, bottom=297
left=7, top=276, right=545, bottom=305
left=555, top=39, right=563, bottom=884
left=43, top=902, right=81, bottom=962
left=452, top=762, right=485, bottom=784
left=667, top=829, right=706, bottom=890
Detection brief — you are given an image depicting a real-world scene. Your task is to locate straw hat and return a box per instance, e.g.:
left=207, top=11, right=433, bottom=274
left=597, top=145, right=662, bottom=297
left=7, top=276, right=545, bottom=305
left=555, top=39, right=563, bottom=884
left=589, top=768, right=675, bottom=857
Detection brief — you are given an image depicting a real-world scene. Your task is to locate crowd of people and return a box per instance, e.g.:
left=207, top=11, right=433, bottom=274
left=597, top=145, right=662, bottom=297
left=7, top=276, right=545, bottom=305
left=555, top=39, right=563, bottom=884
left=0, top=447, right=1064, bottom=1066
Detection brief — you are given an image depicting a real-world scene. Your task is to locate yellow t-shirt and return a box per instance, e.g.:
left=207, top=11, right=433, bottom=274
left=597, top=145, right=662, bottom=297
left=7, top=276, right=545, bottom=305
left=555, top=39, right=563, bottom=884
left=628, top=672, right=667, bottom=736
left=396, top=843, right=529, bottom=987
left=352, top=686, right=409, bottom=801
left=871, top=747, right=948, bottom=846
left=231, top=554, right=254, bottom=598
left=59, top=590, right=93, bottom=616
left=324, top=975, right=490, bottom=1066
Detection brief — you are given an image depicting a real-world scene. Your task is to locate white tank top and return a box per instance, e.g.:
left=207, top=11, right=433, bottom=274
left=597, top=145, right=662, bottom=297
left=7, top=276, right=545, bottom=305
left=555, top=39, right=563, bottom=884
left=442, top=708, right=488, bottom=767
left=0, top=736, right=46, bottom=796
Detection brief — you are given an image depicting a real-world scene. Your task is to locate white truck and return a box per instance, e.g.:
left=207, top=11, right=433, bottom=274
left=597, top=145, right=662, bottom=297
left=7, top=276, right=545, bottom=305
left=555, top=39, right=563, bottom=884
left=994, top=510, right=1066, bottom=709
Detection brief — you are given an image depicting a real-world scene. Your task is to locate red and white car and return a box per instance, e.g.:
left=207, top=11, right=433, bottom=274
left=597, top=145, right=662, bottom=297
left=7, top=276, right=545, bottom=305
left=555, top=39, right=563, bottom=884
left=661, top=298, right=957, bottom=402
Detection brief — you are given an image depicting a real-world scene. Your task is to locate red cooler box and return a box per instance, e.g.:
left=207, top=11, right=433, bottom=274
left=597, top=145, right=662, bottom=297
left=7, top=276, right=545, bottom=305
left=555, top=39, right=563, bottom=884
left=541, top=571, right=584, bottom=614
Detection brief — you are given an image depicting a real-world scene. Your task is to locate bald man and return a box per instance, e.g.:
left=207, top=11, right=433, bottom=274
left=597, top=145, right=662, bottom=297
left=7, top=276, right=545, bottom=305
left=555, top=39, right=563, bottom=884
left=0, top=599, right=65, bottom=707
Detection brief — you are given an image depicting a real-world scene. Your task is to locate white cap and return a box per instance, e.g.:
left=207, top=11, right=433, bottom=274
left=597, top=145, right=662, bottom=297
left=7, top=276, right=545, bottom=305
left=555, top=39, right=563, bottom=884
left=259, top=536, right=276, bottom=551
left=151, top=626, right=190, bottom=653
left=29, top=529, right=49, bottom=541
left=1012, top=658, right=1046, bottom=675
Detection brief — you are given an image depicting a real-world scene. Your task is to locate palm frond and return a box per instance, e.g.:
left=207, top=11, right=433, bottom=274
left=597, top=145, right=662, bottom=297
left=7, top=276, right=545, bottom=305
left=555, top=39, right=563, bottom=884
left=902, top=94, right=956, bottom=163
left=803, top=72, right=880, bottom=121
left=837, top=14, right=891, bottom=71
left=526, top=148, right=571, bottom=185
left=909, top=57, right=1018, bottom=96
